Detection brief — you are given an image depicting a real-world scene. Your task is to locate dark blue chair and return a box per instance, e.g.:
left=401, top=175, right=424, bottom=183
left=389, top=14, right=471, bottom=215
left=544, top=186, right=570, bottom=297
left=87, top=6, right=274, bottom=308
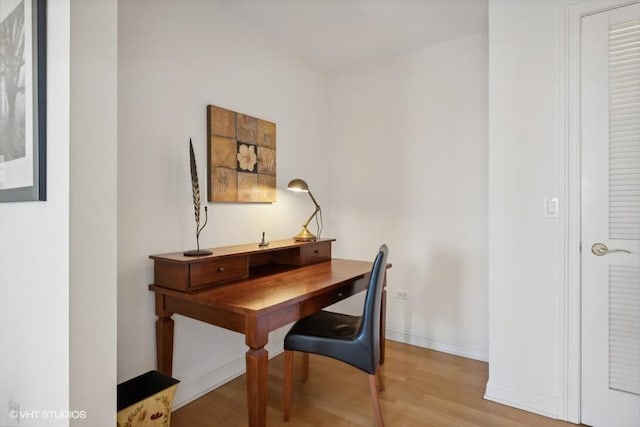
left=283, top=244, right=389, bottom=426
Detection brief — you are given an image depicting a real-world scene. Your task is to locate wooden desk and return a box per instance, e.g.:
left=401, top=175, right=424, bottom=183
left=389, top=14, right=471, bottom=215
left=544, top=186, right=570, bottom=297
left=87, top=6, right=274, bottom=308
left=149, top=240, right=388, bottom=427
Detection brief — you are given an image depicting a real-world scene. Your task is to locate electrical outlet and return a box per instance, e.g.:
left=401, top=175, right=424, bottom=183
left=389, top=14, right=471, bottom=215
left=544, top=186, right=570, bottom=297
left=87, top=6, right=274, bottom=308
left=8, top=395, right=20, bottom=423
left=395, top=289, right=409, bottom=300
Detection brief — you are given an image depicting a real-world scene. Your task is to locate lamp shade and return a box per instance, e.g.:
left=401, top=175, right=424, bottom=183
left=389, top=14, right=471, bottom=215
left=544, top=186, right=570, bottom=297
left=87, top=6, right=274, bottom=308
left=287, top=179, right=309, bottom=192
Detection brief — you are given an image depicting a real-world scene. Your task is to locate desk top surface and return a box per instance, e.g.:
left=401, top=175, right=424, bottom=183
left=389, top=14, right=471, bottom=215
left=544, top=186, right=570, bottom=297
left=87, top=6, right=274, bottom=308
left=149, top=258, right=374, bottom=316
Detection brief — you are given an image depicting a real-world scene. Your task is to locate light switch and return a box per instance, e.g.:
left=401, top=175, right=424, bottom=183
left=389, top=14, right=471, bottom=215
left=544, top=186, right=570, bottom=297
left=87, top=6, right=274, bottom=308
left=544, top=197, right=559, bottom=218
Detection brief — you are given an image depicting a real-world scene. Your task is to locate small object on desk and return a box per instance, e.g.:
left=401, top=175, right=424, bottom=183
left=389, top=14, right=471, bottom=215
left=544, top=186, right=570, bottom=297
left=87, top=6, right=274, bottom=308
left=184, top=138, right=212, bottom=257
left=258, top=232, right=269, bottom=247
left=287, top=178, right=322, bottom=242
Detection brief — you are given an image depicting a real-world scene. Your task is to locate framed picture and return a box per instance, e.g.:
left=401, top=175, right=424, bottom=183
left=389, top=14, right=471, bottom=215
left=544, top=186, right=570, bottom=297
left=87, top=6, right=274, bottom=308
left=0, top=0, right=46, bottom=202
left=207, top=105, right=276, bottom=203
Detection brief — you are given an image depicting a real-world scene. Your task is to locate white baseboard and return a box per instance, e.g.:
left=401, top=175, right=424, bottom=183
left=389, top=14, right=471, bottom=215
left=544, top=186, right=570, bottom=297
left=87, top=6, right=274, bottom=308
left=172, top=348, right=284, bottom=410
left=484, top=382, right=560, bottom=419
left=172, top=356, right=246, bottom=409
left=385, top=326, right=489, bottom=362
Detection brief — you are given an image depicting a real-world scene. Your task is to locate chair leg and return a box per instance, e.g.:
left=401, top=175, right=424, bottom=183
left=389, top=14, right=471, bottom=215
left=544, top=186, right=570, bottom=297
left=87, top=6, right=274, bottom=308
left=283, top=350, right=294, bottom=421
left=376, top=368, right=385, bottom=392
left=301, top=352, right=309, bottom=382
left=368, top=374, right=385, bottom=427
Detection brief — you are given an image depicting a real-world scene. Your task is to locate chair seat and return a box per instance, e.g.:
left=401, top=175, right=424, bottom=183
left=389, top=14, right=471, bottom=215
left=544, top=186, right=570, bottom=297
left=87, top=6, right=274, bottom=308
left=287, top=310, right=361, bottom=341
left=285, top=310, right=377, bottom=374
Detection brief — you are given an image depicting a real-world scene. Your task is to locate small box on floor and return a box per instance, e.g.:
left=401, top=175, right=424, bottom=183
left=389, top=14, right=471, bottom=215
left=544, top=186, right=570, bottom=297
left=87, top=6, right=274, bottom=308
left=117, top=371, right=179, bottom=427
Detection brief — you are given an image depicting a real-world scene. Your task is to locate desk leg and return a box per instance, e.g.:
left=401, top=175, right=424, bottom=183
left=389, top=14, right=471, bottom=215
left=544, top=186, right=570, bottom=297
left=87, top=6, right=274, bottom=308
left=246, top=319, right=269, bottom=427
left=155, top=294, right=174, bottom=377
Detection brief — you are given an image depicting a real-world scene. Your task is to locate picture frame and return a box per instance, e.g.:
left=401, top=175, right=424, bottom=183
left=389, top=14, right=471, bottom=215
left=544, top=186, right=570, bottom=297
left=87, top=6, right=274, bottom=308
left=0, top=0, right=47, bottom=202
left=207, top=105, right=276, bottom=203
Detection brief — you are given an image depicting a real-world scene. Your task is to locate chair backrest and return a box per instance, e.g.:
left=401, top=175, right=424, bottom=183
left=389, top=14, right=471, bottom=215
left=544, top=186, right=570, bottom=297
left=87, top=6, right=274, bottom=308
left=355, top=244, right=389, bottom=372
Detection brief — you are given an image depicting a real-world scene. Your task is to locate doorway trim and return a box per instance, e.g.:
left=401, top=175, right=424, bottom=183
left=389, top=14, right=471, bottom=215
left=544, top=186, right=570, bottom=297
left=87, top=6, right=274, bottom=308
left=559, top=0, right=639, bottom=422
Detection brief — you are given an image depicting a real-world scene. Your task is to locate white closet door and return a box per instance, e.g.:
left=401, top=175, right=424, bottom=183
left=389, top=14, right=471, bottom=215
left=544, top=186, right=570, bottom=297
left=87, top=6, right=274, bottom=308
left=581, top=3, right=640, bottom=427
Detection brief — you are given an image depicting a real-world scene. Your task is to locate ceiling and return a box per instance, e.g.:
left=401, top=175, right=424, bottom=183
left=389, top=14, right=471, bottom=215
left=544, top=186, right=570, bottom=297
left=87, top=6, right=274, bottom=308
left=215, top=0, right=488, bottom=70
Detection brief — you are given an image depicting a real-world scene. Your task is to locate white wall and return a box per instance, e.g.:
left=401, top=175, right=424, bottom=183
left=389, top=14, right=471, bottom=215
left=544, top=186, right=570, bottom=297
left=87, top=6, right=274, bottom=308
left=328, top=33, right=489, bottom=361
left=486, top=0, right=564, bottom=418
left=117, top=0, right=331, bottom=406
left=69, top=0, right=118, bottom=425
left=0, top=1, right=70, bottom=426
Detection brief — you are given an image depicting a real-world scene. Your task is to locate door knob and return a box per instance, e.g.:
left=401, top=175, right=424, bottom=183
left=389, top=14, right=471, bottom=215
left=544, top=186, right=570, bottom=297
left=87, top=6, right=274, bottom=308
left=591, top=242, right=631, bottom=256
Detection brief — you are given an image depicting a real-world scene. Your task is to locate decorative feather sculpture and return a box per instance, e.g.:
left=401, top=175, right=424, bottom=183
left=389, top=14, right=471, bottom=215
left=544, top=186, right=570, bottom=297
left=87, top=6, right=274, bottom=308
left=184, top=138, right=212, bottom=256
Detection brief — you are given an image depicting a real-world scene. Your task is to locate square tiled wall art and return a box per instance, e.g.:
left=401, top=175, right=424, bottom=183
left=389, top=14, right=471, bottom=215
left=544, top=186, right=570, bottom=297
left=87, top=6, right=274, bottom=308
left=207, top=105, right=276, bottom=203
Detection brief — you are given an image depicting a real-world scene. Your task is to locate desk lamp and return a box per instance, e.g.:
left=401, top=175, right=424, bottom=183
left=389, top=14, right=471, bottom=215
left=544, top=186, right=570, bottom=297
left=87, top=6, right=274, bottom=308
left=288, top=179, right=321, bottom=241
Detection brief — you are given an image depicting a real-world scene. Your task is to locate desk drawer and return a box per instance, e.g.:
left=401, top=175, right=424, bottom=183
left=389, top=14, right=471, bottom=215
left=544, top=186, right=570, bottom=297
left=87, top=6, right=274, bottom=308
left=189, top=256, right=248, bottom=290
left=299, top=281, right=360, bottom=318
left=299, top=241, right=331, bottom=265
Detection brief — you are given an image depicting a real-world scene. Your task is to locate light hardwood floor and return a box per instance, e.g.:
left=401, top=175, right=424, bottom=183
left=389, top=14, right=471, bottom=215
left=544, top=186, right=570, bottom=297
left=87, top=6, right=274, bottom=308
left=171, top=340, right=581, bottom=426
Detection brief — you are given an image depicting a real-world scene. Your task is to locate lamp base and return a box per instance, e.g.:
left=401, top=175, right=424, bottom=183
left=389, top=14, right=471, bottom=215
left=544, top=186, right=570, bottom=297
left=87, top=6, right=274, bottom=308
left=183, top=249, right=213, bottom=257
left=293, top=226, right=316, bottom=242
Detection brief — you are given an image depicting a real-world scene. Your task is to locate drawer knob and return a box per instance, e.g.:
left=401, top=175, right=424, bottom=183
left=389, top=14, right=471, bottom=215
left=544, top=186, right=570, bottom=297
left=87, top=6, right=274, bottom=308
left=314, top=250, right=319, bottom=254
left=218, top=267, right=225, bottom=272
left=338, top=292, right=343, bottom=297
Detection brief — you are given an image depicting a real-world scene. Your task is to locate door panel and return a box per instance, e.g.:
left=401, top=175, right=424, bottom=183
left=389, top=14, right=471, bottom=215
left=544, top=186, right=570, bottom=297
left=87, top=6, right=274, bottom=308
left=581, top=3, right=640, bottom=426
